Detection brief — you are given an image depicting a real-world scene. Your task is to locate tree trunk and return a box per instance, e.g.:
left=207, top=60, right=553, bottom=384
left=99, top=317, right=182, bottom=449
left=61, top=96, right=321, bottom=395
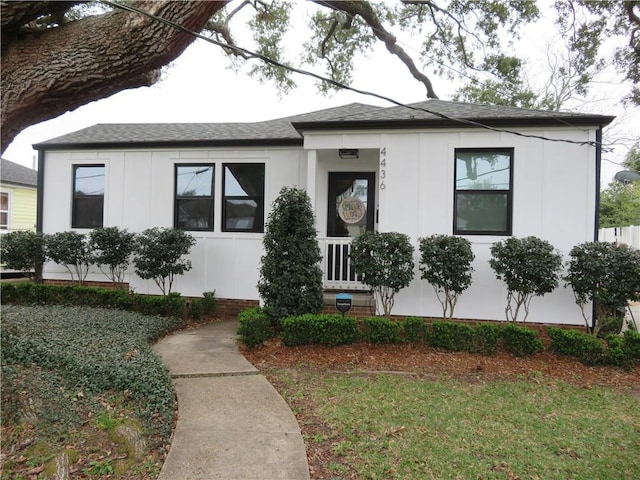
left=1, top=1, right=225, bottom=153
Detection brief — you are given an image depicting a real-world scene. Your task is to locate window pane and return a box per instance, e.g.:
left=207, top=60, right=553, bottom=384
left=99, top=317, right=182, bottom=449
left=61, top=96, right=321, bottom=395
left=225, top=199, right=258, bottom=230
left=177, top=166, right=213, bottom=196
left=176, top=198, right=213, bottom=229
left=75, top=166, right=104, bottom=195
left=456, top=152, right=510, bottom=190
left=73, top=197, right=104, bottom=228
left=1, top=212, right=8, bottom=229
left=456, top=192, right=508, bottom=232
left=0, top=192, right=8, bottom=211
left=224, top=164, right=264, bottom=197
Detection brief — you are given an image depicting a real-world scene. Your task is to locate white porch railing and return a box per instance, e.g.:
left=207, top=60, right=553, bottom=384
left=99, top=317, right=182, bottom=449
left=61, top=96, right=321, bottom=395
left=319, top=237, right=368, bottom=291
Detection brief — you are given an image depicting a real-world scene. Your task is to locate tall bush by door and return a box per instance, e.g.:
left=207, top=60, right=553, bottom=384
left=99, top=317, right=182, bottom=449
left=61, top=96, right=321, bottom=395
left=258, top=187, right=324, bottom=322
left=489, top=236, right=562, bottom=322
left=350, top=231, right=415, bottom=317
left=565, top=241, right=640, bottom=336
left=419, top=234, right=474, bottom=319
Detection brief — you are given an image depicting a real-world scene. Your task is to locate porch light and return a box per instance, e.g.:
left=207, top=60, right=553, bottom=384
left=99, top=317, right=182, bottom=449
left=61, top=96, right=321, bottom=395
left=339, top=149, right=359, bottom=159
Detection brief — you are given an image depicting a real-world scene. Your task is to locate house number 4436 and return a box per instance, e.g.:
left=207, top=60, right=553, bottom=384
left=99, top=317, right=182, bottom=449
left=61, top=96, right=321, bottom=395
left=380, top=147, right=387, bottom=190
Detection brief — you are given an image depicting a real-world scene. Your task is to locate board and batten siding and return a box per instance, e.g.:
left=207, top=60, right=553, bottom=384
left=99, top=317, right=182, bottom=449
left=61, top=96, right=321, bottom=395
left=304, top=126, right=598, bottom=326
left=41, top=147, right=305, bottom=300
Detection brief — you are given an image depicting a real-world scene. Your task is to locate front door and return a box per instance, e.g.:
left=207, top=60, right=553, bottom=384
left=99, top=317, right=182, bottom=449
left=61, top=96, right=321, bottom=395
left=327, top=172, right=375, bottom=237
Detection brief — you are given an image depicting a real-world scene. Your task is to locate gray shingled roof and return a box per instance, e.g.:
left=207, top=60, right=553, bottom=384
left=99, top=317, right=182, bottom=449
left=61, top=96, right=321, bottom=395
left=1, top=158, right=37, bottom=188
left=34, top=100, right=614, bottom=150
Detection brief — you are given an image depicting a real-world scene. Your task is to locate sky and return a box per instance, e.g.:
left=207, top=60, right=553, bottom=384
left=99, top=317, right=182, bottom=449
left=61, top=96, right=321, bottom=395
left=3, top=3, right=638, bottom=187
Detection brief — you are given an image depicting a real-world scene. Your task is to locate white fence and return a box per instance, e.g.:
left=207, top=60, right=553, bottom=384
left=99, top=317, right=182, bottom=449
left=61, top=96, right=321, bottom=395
left=598, top=225, right=640, bottom=249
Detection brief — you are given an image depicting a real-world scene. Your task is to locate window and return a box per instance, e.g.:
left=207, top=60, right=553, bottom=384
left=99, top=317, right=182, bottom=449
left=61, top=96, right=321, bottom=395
left=175, top=164, right=215, bottom=230
left=454, top=148, right=513, bottom=235
left=222, top=163, right=265, bottom=232
left=72, top=165, right=104, bottom=228
left=0, top=192, right=9, bottom=229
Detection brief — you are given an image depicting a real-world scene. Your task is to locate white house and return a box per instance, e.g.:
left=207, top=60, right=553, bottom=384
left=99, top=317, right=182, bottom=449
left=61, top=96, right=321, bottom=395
left=34, top=99, right=614, bottom=325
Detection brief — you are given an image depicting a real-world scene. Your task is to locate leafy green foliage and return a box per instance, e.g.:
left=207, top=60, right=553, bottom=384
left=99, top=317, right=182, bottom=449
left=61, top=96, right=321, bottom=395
left=258, top=187, right=324, bottom=322
left=489, top=237, right=562, bottom=322
left=547, top=327, right=607, bottom=365
left=89, top=227, right=136, bottom=283
left=280, top=314, right=359, bottom=347
left=0, top=230, right=46, bottom=281
left=403, top=317, right=428, bottom=343
left=599, top=181, right=640, bottom=228
left=418, top=235, right=474, bottom=319
left=237, top=307, right=273, bottom=348
left=1, top=305, right=179, bottom=438
left=501, top=324, right=543, bottom=357
left=45, top=231, right=93, bottom=284
left=133, top=227, right=195, bottom=296
left=350, top=231, right=415, bottom=317
left=565, top=242, right=640, bottom=335
left=426, top=321, right=501, bottom=356
left=361, top=317, right=403, bottom=344
left=0, top=282, right=191, bottom=317
left=188, top=291, right=217, bottom=320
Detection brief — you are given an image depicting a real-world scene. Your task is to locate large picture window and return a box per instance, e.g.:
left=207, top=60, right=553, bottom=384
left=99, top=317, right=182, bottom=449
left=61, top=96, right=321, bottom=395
left=175, top=164, right=215, bottom=230
left=72, top=165, right=104, bottom=228
left=454, top=148, right=513, bottom=235
left=222, top=163, right=265, bottom=232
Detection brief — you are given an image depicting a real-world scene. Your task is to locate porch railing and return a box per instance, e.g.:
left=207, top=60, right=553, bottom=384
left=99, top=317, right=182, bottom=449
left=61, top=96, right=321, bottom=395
left=319, top=237, right=368, bottom=291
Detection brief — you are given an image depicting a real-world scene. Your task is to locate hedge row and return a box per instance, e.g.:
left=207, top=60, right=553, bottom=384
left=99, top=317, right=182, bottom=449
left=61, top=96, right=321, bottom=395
left=238, top=310, right=640, bottom=367
left=0, top=282, right=216, bottom=319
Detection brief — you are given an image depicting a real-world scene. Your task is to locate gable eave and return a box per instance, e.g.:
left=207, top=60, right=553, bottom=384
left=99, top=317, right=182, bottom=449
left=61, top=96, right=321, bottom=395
left=34, top=137, right=304, bottom=151
left=293, top=115, right=616, bottom=131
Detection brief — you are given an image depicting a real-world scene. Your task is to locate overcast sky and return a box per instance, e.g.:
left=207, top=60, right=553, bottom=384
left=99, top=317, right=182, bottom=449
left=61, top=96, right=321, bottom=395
left=4, top=4, right=638, bottom=186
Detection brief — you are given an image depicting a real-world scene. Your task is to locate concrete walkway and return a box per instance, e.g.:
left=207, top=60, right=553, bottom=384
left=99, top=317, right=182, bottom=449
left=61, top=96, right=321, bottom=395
left=153, top=320, right=310, bottom=480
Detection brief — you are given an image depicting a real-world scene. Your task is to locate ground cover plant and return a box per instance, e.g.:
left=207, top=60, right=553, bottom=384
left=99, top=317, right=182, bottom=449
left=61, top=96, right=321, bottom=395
left=1, top=305, right=180, bottom=478
left=243, top=341, right=640, bottom=480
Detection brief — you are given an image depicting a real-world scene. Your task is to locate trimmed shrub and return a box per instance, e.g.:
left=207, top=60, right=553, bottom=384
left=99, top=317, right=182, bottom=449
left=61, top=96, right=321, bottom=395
left=501, top=324, right=543, bottom=357
left=237, top=307, right=273, bottom=348
left=189, top=292, right=217, bottom=320
left=0, top=230, right=46, bottom=281
left=471, top=323, right=502, bottom=356
left=361, top=316, right=403, bottom=344
left=403, top=317, right=428, bottom=343
left=133, top=227, right=196, bottom=296
left=350, top=231, right=415, bottom=317
left=565, top=242, right=640, bottom=336
left=429, top=320, right=475, bottom=352
left=623, top=330, right=640, bottom=359
left=45, top=231, right=93, bottom=284
left=489, top=236, right=562, bottom=322
left=89, top=226, right=136, bottom=284
left=418, top=235, right=474, bottom=320
left=280, top=314, right=359, bottom=347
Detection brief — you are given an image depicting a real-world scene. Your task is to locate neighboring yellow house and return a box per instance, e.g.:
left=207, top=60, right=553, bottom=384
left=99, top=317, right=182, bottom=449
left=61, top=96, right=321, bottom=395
left=1, top=158, right=38, bottom=232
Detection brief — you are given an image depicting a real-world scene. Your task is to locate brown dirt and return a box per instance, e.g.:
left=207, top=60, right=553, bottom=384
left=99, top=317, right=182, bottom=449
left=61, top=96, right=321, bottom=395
left=241, top=338, right=640, bottom=479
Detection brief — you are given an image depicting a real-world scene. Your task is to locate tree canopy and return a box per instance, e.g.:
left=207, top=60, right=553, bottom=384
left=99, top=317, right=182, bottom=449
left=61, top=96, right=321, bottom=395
left=599, top=142, right=640, bottom=228
left=2, top=0, right=639, bottom=153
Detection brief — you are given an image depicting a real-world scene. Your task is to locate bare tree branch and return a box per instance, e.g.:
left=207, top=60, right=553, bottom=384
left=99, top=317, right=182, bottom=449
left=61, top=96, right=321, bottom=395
left=314, top=0, right=438, bottom=98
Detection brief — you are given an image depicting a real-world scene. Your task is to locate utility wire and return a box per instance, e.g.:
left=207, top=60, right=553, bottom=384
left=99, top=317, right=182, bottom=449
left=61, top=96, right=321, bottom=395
left=100, top=0, right=607, bottom=149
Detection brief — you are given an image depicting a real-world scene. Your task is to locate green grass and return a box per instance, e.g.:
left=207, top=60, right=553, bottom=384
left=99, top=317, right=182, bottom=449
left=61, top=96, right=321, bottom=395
left=272, top=371, right=640, bottom=479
